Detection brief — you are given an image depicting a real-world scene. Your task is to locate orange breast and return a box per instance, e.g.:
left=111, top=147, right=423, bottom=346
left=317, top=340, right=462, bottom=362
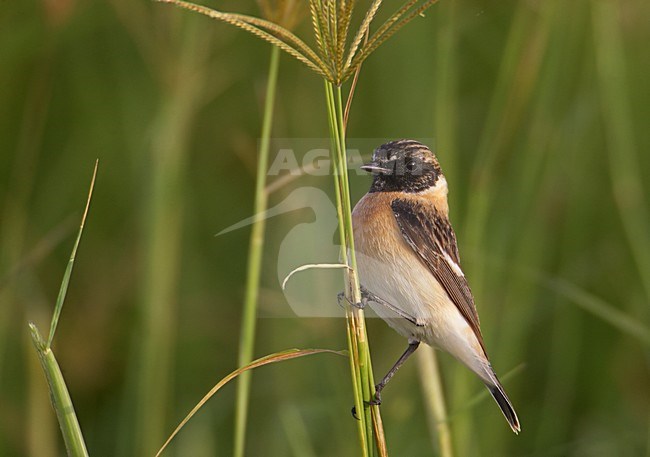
left=352, top=189, right=449, bottom=260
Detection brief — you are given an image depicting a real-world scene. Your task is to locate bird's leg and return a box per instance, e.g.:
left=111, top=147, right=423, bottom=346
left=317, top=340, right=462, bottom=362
left=370, top=341, right=420, bottom=405
left=351, top=340, right=421, bottom=418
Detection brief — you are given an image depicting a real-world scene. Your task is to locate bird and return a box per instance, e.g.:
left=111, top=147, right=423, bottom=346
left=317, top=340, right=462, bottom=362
left=351, top=139, right=520, bottom=433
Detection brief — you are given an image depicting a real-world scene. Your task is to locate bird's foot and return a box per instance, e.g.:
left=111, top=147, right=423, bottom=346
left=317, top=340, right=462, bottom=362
left=337, top=291, right=367, bottom=310
left=350, top=388, right=382, bottom=419
left=369, top=389, right=382, bottom=406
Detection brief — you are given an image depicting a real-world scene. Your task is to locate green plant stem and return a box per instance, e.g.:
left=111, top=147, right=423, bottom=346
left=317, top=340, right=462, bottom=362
left=324, top=80, right=385, bottom=457
left=417, top=346, right=453, bottom=457
left=233, top=44, right=281, bottom=457
left=29, top=324, right=89, bottom=457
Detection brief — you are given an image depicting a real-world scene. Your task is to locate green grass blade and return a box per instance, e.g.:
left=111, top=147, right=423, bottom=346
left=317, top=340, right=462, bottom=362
left=29, top=324, right=90, bottom=457
left=416, top=346, right=454, bottom=457
left=28, top=160, right=97, bottom=455
left=233, top=44, right=281, bottom=457
left=47, top=160, right=98, bottom=349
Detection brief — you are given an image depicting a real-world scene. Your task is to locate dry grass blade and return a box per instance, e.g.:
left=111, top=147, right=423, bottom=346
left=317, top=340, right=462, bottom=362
left=344, top=0, right=383, bottom=73
left=157, top=0, right=331, bottom=79
left=346, top=0, right=439, bottom=79
left=281, top=262, right=352, bottom=290
left=371, top=405, right=388, bottom=457
left=155, top=349, right=347, bottom=457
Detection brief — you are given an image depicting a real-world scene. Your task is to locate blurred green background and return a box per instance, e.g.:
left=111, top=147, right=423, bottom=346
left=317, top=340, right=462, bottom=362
left=2, top=0, right=650, bottom=456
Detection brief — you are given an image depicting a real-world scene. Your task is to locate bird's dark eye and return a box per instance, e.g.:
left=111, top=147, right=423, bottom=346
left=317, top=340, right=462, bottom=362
left=406, top=159, right=417, bottom=172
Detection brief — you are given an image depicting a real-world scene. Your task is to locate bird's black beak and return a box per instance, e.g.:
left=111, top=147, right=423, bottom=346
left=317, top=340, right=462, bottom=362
left=360, top=162, right=391, bottom=174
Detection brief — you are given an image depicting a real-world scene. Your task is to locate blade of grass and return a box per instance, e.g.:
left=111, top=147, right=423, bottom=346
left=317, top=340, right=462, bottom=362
left=282, top=263, right=351, bottom=290
left=27, top=160, right=97, bottom=457
left=156, top=348, right=347, bottom=457
left=29, top=325, right=90, bottom=457
left=417, top=346, right=453, bottom=457
left=46, top=160, right=98, bottom=348
left=233, top=44, right=281, bottom=457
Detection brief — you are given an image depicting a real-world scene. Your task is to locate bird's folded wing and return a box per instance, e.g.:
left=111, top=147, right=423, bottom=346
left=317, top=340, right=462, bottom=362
left=391, top=199, right=485, bottom=352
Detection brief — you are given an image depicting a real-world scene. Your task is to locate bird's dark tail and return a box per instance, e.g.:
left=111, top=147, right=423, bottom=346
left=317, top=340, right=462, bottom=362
left=486, top=375, right=521, bottom=434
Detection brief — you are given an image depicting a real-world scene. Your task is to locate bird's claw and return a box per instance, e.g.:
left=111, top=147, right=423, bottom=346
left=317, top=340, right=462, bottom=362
left=350, top=390, right=382, bottom=419
left=369, top=389, right=382, bottom=406
left=337, top=291, right=366, bottom=310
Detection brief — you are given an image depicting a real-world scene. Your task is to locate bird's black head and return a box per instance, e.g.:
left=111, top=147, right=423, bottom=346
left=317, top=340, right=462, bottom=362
left=361, top=140, right=442, bottom=193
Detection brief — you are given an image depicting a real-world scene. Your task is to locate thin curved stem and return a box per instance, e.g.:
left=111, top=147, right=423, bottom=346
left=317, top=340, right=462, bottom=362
left=233, top=45, right=281, bottom=457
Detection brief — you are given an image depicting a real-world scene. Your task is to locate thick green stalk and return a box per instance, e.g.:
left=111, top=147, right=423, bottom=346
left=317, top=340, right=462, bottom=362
left=233, top=44, right=281, bottom=457
left=417, top=346, right=453, bottom=457
left=29, top=324, right=89, bottom=457
left=324, top=81, right=385, bottom=457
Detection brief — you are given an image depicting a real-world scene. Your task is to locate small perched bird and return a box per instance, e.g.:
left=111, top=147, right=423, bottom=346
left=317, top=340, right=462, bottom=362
left=351, top=139, right=520, bottom=433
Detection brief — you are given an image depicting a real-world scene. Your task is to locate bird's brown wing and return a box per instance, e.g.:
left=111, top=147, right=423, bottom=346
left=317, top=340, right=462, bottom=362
left=391, top=199, right=485, bottom=352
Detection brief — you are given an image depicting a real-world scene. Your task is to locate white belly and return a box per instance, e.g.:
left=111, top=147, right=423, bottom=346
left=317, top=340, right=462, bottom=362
left=355, top=250, right=488, bottom=380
